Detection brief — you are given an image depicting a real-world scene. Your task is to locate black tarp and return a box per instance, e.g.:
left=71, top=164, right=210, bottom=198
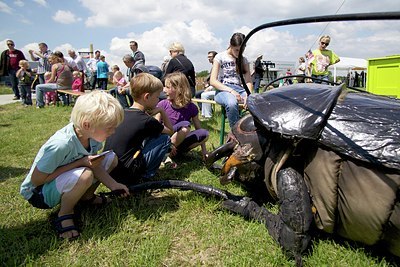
left=247, top=84, right=400, bottom=170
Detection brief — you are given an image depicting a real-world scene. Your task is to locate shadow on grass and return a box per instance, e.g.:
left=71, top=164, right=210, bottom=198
left=0, top=216, right=57, bottom=266
left=0, top=166, right=29, bottom=182
left=0, top=193, right=182, bottom=266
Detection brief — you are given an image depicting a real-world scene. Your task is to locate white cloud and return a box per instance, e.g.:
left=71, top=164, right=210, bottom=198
left=14, top=0, right=24, bottom=7
left=0, top=1, right=12, bottom=13
left=53, top=43, right=75, bottom=54
left=33, top=0, right=47, bottom=7
left=6, top=0, right=400, bottom=74
left=20, top=18, right=31, bottom=24
left=105, top=20, right=223, bottom=72
left=80, top=0, right=232, bottom=29
left=73, top=0, right=400, bottom=71
left=52, top=10, right=82, bottom=24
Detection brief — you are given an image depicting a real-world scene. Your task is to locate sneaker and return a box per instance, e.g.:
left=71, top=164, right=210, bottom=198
left=159, top=156, right=178, bottom=169
left=12, top=96, right=20, bottom=100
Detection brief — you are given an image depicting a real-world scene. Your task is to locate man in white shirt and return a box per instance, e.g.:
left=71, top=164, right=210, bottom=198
left=52, top=51, right=79, bottom=71
left=63, top=56, right=79, bottom=71
left=68, top=50, right=87, bottom=72
left=86, top=50, right=100, bottom=89
left=68, top=49, right=87, bottom=90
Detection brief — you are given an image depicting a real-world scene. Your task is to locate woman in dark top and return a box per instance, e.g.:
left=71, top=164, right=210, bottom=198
left=164, top=42, right=196, bottom=97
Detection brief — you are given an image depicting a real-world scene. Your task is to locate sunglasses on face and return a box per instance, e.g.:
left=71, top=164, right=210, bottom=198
left=320, top=41, right=329, bottom=46
left=7, top=43, right=14, bottom=46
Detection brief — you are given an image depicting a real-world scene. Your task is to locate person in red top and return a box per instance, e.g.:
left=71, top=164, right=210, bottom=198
left=0, top=40, right=26, bottom=100
left=72, top=71, right=83, bottom=92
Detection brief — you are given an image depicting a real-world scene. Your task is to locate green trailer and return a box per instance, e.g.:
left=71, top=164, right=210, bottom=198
left=367, top=55, right=400, bottom=98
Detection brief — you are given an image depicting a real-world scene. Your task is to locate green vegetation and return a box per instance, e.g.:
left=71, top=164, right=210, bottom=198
left=0, top=101, right=396, bottom=266
left=0, top=85, right=13, bottom=95
left=196, top=70, right=210, bottom=78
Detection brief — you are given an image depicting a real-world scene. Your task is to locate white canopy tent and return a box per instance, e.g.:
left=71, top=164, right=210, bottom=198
left=329, top=56, right=367, bottom=83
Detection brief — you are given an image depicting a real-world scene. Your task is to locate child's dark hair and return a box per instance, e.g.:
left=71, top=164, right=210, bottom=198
left=230, top=32, right=247, bottom=74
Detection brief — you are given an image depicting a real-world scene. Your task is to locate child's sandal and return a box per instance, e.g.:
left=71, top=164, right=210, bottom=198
left=53, top=214, right=80, bottom=240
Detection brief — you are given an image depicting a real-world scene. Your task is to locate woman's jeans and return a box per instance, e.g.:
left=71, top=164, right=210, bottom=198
left=35, top=83, right=66, bottom=107
left=9, top=69, right=20, bottom=98
left=201, top=90, right=215, bottom=118
left=312, top=74, right=329, bottom=84
left=214, top=84, right=247, bottom=128
left=253, top=73, right=262, bottom=93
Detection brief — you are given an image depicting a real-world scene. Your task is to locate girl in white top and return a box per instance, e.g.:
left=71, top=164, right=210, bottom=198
left=210, top=32, right=253, bottom=128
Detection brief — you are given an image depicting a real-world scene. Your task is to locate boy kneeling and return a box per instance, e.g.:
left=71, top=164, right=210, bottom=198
left=104, top=73, right=174, bottom=185
left=20, top=91, right=130, bottom=240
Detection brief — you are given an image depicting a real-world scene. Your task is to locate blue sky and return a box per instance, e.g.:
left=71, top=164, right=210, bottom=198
left=0, top=0, right=399, bottom=72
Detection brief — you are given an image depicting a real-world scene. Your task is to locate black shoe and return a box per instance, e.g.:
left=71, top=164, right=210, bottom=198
left=13, top=96, right=20, bottom=100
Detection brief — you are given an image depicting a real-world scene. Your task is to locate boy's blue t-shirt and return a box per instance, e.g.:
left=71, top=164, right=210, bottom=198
left=20, top=122, right=103, bottom=200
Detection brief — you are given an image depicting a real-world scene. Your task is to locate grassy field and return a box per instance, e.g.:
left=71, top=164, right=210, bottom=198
left=0, top=98, right=398, bottom=266
left=0, top=85, right=13, bottom=95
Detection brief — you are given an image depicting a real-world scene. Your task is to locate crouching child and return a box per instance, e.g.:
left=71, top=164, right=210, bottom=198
left=20, top=90, right=130, bottom=240
left=104, top=73, right=174, bottom=185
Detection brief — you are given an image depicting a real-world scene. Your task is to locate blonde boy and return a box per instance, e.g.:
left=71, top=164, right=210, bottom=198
left=20, top=91, right=129, bottom=240
left=16, top=59, right=32, bottom=106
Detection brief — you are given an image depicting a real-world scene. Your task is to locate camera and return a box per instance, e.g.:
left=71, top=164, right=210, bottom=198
left=261, top=60, right=275, bottom=70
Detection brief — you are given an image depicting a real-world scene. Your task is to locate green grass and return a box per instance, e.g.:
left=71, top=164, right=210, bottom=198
left=0, top=85, right=13, bottom=95
left=0, top=101, right=397, bottom=266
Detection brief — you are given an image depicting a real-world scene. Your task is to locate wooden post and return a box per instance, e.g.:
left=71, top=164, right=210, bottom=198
left=90, top=44, right=93, bottom=58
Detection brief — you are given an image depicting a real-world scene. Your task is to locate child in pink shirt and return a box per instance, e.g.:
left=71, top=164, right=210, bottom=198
left=113, top=71, right=127, bottom=92
left=44, top=71, right=57, bottom=106
left=72, top=71, right=83, bottom=92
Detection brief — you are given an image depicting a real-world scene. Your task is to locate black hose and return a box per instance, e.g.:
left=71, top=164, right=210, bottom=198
left=238, top=12, right=400, bottom=95
left=102, top=179, right=241, bottom=201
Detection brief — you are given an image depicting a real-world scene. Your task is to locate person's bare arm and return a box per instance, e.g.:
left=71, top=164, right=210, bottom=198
left=243, top=63, right=253, bottom=94
left=47, top=64, right=58, bottom=83
left=31, top=155, right=129, bottom=195
left=31, top=156, right=91, bottom=186
left=112, top=76, right=118, bottom=85
left=28, top=50, right=42, bottom=61
left=210, top=61, right=233, bottom=93
left=90, top=162, right=129, bottom=195
left=192, top=114, right=202, bottom=130
left=16, top=68, right=23, bottom=78
left=210, top=61, right=244, bottom=102
left=119, top=82, right=130, bottom=94
left=149, top=107, right=174, bottom=135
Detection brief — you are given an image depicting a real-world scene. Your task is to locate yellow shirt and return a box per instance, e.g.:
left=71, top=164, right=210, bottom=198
left=311, top=49, right=340, bottom=76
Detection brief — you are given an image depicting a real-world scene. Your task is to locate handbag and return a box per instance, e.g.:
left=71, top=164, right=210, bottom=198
left=174, top=57, right=196, bottom=87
